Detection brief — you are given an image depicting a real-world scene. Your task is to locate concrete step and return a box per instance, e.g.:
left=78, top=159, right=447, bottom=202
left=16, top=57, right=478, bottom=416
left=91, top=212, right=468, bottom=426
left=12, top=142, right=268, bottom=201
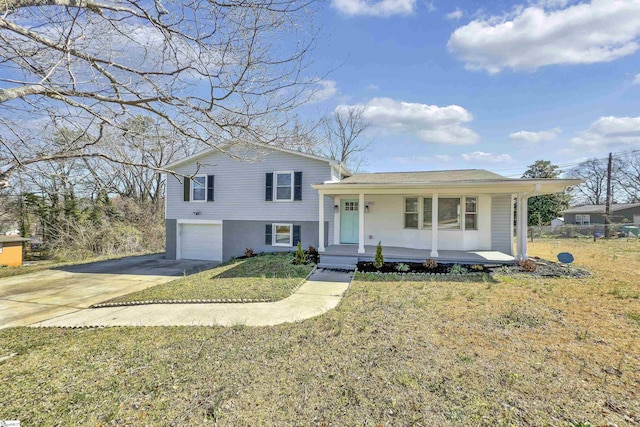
left=320, top=255, right=359, bottom=265
left=317, top=263, right=357, bottom=271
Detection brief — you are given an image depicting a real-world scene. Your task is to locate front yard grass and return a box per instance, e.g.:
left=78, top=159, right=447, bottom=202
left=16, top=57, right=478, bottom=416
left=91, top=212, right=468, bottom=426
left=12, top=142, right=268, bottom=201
left=104, top=252, right=313, bottom=304
left=1, top=239, right=639, bottom=425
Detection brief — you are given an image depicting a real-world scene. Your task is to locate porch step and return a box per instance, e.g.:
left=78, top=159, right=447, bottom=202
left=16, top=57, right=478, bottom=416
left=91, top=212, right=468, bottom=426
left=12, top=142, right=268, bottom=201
left=320, top=255, right=359, bottom=265
left=317, top=263, right=357, bottom=271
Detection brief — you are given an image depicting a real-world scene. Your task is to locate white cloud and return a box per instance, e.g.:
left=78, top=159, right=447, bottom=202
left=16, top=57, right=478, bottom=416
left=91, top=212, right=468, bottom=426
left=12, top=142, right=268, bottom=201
left=366, top=83, right=380, bottom=90
left=309, top=80, right=338, bottom=103
left=570, top=116, right=640, bottom=148
left=394, top=154, right=453, bottom=165
left=509, top=127, right=561, bottom=143
left=461, top=151, right=513, bottom=163
left=331, top=0, right=416, bottom=16
left=633, top=73, right=640, bottom=84
left=446, top=8, right=463, bottom=20
left=340, top=97, right=478, bottom=145
left=448, top=0, right=640, bottom=73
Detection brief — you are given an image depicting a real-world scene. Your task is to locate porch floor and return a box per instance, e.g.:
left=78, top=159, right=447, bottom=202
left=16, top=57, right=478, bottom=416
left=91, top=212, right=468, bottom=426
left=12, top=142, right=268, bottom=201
left=321, top=245, right=515, bottom=264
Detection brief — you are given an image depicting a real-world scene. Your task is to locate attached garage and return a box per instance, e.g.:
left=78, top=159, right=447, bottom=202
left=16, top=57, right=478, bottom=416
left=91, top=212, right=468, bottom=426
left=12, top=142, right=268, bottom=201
left=177, top=221, right=222, bottom=261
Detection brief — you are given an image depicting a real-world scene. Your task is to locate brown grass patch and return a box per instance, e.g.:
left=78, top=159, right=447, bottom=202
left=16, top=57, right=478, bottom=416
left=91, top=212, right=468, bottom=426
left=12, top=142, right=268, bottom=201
left=0, top=239, right=638, bottom=425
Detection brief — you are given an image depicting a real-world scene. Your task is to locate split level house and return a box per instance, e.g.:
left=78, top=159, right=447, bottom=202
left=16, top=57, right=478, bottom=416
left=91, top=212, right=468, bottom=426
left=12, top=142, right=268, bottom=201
left=164, top=143, right=580, bottom=266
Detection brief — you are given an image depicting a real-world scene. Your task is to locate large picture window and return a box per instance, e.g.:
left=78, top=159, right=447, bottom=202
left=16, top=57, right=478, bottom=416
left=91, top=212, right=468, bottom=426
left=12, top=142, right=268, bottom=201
left=404, top=197, right=418, bottom=228
left=275, top=172, right=293, bottom=201
left=438, top=197, right=461, bottom=229
left=191, top=175, right=206, bottom=201
left=273, top=224, right=292, bottom=246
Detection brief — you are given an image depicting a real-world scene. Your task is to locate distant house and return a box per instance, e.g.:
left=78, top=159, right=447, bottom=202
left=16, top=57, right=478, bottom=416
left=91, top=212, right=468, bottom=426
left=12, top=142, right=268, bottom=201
left=0, top=236, right=29, bottom=267
left=561, top=203, right=640, bottom=225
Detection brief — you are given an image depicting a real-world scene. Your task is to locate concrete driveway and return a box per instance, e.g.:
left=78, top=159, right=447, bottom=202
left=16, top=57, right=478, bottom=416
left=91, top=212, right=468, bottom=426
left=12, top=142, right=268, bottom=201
left=0, top=255, right=217, bottom=329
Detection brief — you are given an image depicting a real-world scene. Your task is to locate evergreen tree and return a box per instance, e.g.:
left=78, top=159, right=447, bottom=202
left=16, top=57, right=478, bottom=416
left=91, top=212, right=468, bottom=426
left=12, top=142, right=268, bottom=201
left=522, top=160, right=572, bottom=226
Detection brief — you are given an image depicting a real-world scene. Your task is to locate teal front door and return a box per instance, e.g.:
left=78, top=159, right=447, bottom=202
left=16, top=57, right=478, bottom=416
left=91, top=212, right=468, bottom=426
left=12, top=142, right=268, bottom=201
left=340, top=199, right=359, bottom=244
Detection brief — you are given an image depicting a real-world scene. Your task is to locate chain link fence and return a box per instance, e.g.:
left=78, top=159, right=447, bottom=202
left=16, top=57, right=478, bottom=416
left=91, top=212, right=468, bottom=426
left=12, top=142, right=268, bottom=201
left=528, top=223, right=640, bottom=240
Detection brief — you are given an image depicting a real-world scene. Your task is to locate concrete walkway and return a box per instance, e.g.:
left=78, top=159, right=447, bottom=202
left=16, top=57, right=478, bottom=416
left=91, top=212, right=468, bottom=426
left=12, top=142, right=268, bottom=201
left=31, top=269, right=352, bottom=328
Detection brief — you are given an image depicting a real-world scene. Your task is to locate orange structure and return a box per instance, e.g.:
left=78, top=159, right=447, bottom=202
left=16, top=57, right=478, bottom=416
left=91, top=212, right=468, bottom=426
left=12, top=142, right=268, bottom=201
left=0, top=236, right=29, bottom=267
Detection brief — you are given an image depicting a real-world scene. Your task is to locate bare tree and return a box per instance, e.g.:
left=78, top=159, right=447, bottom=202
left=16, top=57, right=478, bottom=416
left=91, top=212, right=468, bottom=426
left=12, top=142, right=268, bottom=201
left=567, top=157, right=628, bottom=205
left=320, top=105, right=371, bottom=171
left=615, top=151, right=640, bottom=203
left=0, top=0, right=320, bottom=189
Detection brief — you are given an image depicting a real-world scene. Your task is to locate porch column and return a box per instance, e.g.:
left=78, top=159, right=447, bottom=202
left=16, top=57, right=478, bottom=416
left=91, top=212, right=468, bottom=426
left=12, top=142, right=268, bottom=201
left=358, top=192, right=365, bottom=254
left=318, top=191, right=325, bottom=252
left=515, top=194, right=529, bottom=261
left=430, top=193, right=439, bottom=257
left=520, top=196, right=529, bottom=260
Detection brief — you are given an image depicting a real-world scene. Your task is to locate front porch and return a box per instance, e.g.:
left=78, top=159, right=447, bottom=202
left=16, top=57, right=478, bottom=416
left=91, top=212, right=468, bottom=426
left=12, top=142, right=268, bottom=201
left=319, top=244, right=515, bottom=269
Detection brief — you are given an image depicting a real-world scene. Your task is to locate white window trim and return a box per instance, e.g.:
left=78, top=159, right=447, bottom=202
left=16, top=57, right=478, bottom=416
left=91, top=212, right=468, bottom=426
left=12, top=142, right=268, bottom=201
left=582, top=214, right=590, bottom=225
left=404, top=196, right=419, bottom=229
left=190, top=174, right=207, bottom=203
left=403, top=195, right=478, bottom=231
left=272, top=223, right=293, bottom=247
left=274, top=171, right=294, bottom=202
left=464, top=196, right=478, bottom=231
left=575, top=214, right=582, bottom=225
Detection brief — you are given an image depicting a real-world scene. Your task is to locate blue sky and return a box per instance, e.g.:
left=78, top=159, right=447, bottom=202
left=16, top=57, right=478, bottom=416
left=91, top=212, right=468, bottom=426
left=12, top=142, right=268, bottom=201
left=299, top=0, right=640, bottom=176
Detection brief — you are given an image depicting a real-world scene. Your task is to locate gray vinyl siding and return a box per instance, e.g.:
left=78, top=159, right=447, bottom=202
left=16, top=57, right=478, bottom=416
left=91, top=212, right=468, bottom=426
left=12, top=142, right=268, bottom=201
left=491, top=195, right=513, bottom=255
left=165, top=219, right=177, bottom=259
left=166, top=146, right=334, bottom=240
left=222, top=220, right=328, bottom=260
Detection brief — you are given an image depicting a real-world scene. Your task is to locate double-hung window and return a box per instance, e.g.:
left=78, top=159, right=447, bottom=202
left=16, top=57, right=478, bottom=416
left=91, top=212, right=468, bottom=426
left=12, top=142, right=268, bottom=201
left=575, top=214, right=582, bottom=225
left=582, top=214, right=590, bottom=225
left=404, top=197, right=419, bottom=229
left=191, top=175, right=206, bottom=201
left=465, top=197, right=478, bottom=230
left=275, top=172, right=293, bottom=201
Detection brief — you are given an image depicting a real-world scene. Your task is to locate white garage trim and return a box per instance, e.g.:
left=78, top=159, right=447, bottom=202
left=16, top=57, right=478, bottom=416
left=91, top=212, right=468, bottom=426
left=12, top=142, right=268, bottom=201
left=177, top=220, right=223, bottom=261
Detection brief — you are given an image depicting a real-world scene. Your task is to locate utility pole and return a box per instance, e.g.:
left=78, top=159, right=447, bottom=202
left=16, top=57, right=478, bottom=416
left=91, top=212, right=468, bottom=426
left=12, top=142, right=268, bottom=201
left=605, top=152, right=612, bottom=238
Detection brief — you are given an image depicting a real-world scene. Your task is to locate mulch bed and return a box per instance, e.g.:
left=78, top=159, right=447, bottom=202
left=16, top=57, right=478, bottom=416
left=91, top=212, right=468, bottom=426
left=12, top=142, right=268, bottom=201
left=357, top=257, right=591, bottom=278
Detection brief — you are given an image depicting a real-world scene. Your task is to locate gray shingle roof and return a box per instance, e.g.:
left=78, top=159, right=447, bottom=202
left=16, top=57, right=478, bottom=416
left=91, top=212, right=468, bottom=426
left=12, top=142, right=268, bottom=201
left=561, top=203, right=640, bottom=214
left=338, top=169, right=511, bottom=185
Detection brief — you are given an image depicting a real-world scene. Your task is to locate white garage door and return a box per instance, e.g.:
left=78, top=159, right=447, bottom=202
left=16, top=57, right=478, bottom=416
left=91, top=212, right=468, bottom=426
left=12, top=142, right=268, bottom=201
left=179, top=223, right=222, bottom=261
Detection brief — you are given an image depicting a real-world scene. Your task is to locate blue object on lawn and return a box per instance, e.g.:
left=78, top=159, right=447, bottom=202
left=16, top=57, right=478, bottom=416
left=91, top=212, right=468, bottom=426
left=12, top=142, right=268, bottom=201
left=594, top=232, right=605, bottom=238
left=557, top=252, right=574, bottom=264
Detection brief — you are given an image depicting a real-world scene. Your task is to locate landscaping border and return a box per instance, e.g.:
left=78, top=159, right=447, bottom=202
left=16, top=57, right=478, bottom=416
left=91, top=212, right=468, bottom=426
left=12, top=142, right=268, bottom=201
left=90, top=264, right=318, bottom=308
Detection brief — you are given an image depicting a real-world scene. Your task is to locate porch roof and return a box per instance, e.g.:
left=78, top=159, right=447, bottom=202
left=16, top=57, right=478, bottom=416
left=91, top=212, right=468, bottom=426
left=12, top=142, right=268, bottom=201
left=312, top=169, right=581, bottom=196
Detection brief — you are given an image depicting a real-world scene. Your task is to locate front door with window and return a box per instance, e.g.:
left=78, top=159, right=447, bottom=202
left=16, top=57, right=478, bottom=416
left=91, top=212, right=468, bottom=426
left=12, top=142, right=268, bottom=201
left=340, top=199, right=359, bottom=244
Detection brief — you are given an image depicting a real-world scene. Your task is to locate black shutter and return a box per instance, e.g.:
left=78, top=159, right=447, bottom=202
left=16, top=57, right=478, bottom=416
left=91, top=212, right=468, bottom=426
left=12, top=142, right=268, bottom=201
left=293, top=225, right=301, bottom=246
left=294, top=171, right=302, bottom=201
left=265, top=173, right=273, bottom=201
left=265, top=224, right=272, bottom=245
left=207, top=175, right=214, bottom=201
left=183, top=178, right=190, bottom=201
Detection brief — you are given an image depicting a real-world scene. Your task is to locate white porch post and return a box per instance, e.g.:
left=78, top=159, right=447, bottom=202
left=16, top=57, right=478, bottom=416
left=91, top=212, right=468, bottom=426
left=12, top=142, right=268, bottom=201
left=430, top=193, right=439, bottom=258
left=358, top=192, right=365, bottom=254
left=520, top=196, right=529, bottom=260
left=318, top=191, right=325, bottom=252
left=515, top=194, right=529, bottom=261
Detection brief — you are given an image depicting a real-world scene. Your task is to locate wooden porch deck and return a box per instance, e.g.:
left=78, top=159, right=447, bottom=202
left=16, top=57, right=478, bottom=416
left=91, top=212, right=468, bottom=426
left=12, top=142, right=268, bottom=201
left=321, top=244, right=515, bottom=264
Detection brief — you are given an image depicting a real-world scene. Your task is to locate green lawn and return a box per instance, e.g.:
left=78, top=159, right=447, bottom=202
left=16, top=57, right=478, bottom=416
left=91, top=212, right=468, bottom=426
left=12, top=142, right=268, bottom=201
left=0, top=240, right=639, bottom=425
left=103, top=252, right=314, bottom=304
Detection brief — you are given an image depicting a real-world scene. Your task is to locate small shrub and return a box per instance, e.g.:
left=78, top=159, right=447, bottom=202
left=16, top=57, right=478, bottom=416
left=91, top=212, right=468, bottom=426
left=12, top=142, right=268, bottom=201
left=423, top=258, right=437, bottom=269
left=450, top=264, right=468, bottom=275
left=518, top=259, right=537, bottom=272
left=395, top=263, right=410, bottom=272
left=374, top=241, right=384, bottom=269
left=244, top=248, right=255, bottom=258
left=294, top=241, right=306, bottom=265
left=306, top=245, right=319, bottom=263
left=470, top=264, right=484, bottom=271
